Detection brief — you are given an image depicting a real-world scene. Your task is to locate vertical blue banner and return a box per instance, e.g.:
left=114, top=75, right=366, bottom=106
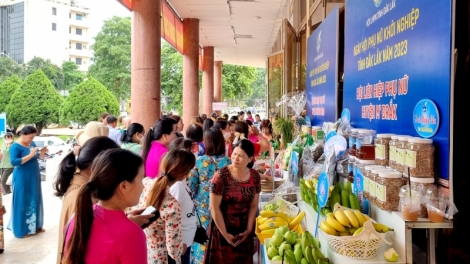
left=306, top=7, right=339, bottom=126
left=0, top=113, right=6, bottom=136
left=343, top=0, right=452, bottom=185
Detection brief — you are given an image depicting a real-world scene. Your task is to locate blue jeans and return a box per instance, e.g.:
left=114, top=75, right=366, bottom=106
left=168, top=248, right=191, bottom=264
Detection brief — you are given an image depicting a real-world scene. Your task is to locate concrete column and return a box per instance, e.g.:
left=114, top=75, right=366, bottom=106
left=202, top=46, right=214, bottom=116
left=131, top=0, right=161, bottom=130
left=214, top=61, right=223, bottom=115
left=182, top=18, right=199, bottom=133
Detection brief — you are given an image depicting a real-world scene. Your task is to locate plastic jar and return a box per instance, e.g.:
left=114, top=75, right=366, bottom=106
left=393, top=136, right=410, bottom=173
left=410, top=177, right=436, bottom=218
left=369, top=168, right=395, bottom=206
left=363, top=165, right=384, bottom=200
left=353, top=159, right=376, bottom=193
left=348, top=129, right=359, bottom=157
left=375, top=134, right=394, bottom=166
left=356, top=130, right=376, bottom=160
left=375, top=171, right=403, bottom=211
left=405, top=138, right=435, bottom=177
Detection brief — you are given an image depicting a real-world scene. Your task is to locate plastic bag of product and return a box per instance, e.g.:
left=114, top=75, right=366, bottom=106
left=422, top=186, right=458, bottom=222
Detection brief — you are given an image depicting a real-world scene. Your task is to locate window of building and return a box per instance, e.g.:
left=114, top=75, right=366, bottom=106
left=76, top=43, right=82, bottom=50
left=69, top=27, right=71, bottom=33
left=52, top=7, right=57, bottom=15
left=76, top=14, right=82, bottom=21
left=76, top=57, right=82, bottom=65
left=52, top=23, right=56, bottom=31
left=76, top=28, right=82, bottom=35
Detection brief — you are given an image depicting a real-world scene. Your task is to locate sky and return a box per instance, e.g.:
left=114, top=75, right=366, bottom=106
left=83, top=0, right=131, bottom=41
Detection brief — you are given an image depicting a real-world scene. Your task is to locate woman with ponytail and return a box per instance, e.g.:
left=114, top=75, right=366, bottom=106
left=137, top=149, right=196, bottom=264
left=120, top=123, right=145, bottom=155
left=63, top=149, right=147, bottom=264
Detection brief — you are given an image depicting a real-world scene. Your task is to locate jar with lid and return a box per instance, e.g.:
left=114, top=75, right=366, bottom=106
left=369, top=168, right=395, bottom=206
left=405, top=138, right=435, bottom=177
left=348, top=129, right=359, bottom=157
left=375, top=134, right=394, bottom=166
left=375, top=171, right=403, bottom=211
left=410, top=177, right=436, bottom=218
left=356, top=130, right=376, bottom=160
left=363, top=165, right=384, bottom=200
left=393, top=136, right=410, bottom=173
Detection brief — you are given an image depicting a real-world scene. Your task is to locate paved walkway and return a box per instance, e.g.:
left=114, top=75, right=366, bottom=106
left=1, top=178, right=61, bottom=264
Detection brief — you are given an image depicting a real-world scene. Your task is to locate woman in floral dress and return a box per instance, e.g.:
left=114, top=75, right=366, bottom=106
left=188, top=129, right=231, bottom=264
left=138, top=149, right=196, bottom=263
left=205, top=139, right=261, bottom=263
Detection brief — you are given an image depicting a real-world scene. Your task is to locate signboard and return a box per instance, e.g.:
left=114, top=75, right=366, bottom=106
left=343, top=0, right=452, bottom=186
left=0, top=113, right=6, bottom=136
left=212, top=102, right=228, bottom=111
left=306, top=7, right=340, bottom=126
left=161, top=1, right=183, bottom=54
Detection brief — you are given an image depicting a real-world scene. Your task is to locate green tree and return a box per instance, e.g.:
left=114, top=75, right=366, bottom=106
left=222, top=65, right=256, bottom=100
left=0, top=75, right=22, bottom=112
left=6, top=70, right=64, bottom=134
left=160, top=41, right=183, bottom=113
left=60, top=77, right=120, bottom=126
left=62, top=61, right=85, bottom=91
left=88, top=16, right=131, bottom=99
left=248, top=68, right=266, bottom=106
left=0, top=57, right=26, bottom=83
left=26, top=57, right=65, bottom=91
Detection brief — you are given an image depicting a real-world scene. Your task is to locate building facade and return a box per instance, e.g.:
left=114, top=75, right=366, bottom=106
left=0, top=0, right=91, bottom=72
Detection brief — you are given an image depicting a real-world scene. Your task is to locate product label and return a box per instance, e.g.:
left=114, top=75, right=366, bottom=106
left=405, top=150, right=417, bottom=168
left=369, top=179, right=376, bottom=197
left=375, top=144, right=385, bottom=159
left=396, top=148, right=406, bottom=165
left=389, top=146, right=396, bottom=161
left=363, top=176, right=369, bottom=192
left=376, top=183, right=386, bottom=202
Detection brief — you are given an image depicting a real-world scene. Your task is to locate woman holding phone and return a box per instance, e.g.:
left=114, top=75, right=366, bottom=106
left=206, top=139, right=261, bottom=263
left=137, top=149, right=196, bottom=263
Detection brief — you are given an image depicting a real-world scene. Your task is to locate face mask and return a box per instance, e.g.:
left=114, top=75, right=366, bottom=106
left=223, top=132, right=231, bottom=140
left=5, top=139, right=13, bottom=144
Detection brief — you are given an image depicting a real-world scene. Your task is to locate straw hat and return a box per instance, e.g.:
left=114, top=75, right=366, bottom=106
left=76, top=121, right=109, bottom=146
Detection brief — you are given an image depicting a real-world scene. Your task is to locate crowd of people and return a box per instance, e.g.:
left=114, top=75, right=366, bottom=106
left=0, top=110, right=282, bottom=263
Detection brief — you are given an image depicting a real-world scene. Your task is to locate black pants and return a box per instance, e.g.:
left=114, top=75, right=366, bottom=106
left=168, top=248, right=190, bottom=264
left=0, top=168, right=13, bottom=195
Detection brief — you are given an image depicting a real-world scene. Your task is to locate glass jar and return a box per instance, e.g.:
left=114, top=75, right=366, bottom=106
left=375, top=134, right=394, bottom=166
left=410, top=177, right=436, bottom=218
left=363, top=165, right=384, bottom=200
left=393, top=136, right=410, bottom=173
left=348, top=129, right=359, bottom=157
left=405, top=138, right=435, bottom=177
left=353, top=159, right=376, bottom=194
left=389, top=135, right=409, bottom=171
left=356, top=130, right=376, bottom=160
left=376, top=171, right=403, bottom=211
left=369, top=168, right=394, bottom=206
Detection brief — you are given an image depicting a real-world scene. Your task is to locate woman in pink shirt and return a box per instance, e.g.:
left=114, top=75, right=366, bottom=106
left=63, top=149, right=148, bottom=264
left=142, top=117, right=178, bottom=178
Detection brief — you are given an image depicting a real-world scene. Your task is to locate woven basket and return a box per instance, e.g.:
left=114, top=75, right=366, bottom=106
left=321, top=205, right=392, bottom=259
left=260, top=179, right=285, bottom=193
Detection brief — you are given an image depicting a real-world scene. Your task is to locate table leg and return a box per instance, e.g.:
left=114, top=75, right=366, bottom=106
left=405, top=226, right=413, bottom=264
left=427, top=229, right=436, bottom=264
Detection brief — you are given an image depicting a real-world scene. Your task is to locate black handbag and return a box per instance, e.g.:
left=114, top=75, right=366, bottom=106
left=193, top=211, right=209, bottom=245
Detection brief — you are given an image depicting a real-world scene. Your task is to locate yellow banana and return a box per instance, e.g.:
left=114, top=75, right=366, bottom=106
left=257, top=217, right=270, bottom=225
left=326, top=213, right=335, bottom=218
left=265, top=216, right=289, bottom=227
left=319, top=221, right=338, bottom=236
left=260, top=229, right=276, bottom=234
left=372, top=223, right=394, bottom=233
left=334, top=210, right=351, bottom=227
left=260, top=210, right=289, bottom=222
left=362, top=214, right=371, bottom=222
left=259, top=221, right=288, bottom=231
left=339, top=231, right=350, bottom=236
left=353, top=227, right=364, bottom=236
left=353, top=210, right=365, bottom=227
left=289, top=211, right=305, bottom=229
left=326, top=216, right=347, bottom=232
left=344, top=209, right=359, bottom=228
left=305, top=180, right=314, bottom=189
left=347, top=227, right=358, bottom=235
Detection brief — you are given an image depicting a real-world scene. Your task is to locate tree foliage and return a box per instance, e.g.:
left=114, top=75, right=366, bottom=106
left=60, top=77, right=120, bottom=126
left=62, top=61, right=85, bottom=91
left=222, top=65, right=256, bottom=100
left=248, top=68, right=267, bottom=106
left=88, top=16, right=131, bottom=99
left=0, top=75, right=22, bottom=112
left=6, top=70, right=64, bottom=134
left=161, top=41, right=183, bottom=113
left=26, top=57, right=65, bottom=91
left=0, top=57, right=26, bottom=83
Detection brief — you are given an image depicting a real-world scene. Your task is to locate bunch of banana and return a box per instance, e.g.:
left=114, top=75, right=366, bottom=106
left=257, top=210, right=306, bottom=234
left=319, top=205, right=394, bottom=236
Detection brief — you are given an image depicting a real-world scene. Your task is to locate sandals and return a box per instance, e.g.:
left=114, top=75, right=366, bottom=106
left=37, top=228, right=45, bottom=233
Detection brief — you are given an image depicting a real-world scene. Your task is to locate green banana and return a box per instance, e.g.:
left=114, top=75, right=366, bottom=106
left=295, top=246, right=303, bottom=263
left=305, top=245, right=315, bottom=264
left=349, top=193, right=360, bottom=210
left=301, top=258, right=309, bottom=264
left=344, top=181, right=352, bottom=193
left=335, top=181, right=343, bottom=193
left=285, top=249, right=296, bottom=264
left=301, top=233, right=309, bottom=257
left=329, top=192, right=341, bottom=209
left=307, top=231, right=321, bottom=249
left=341, top=190, right=350, bottom=208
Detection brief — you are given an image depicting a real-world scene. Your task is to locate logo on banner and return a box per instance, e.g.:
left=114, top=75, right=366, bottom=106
left=413, top=99, right=440, bottom=138
left=374, top=0, right=382, bottom=7
left=316, top=31, right=322, bottom=53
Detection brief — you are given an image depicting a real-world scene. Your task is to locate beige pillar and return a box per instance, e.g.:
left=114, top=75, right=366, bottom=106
left=214, top=61, right=223, bottom=115
left=182, top=18, right=199, bottom=134
left=131, top=0, right=161, bottom=130
left=202, top=46, right=214, bottom=116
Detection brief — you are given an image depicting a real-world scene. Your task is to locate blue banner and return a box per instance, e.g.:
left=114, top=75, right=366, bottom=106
left=343, top=0, right=452, bottom=184
left=0, top=113, right=6, bottom=136
left=306, top=7, right=339, bottom=126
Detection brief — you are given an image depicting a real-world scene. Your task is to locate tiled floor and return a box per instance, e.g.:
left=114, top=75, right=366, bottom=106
left=1, top=179, right=62, bottom=263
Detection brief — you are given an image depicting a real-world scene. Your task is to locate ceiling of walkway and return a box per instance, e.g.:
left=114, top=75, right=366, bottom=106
left=168, top=0, right=289, bottom=68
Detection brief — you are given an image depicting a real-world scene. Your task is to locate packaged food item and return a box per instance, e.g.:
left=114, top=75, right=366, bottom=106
left=363, top=165, right=384, bottom=200
left=356, top=130, right=376, bottom=160
left=369, top=167, right=395, bottom=206
left=375, top=171, right=403, bottom=211
left=374, top=134, right=394, bottom=166
left=410, top=177, right=435, bottom=218
left=388, top=135, right=409, bottom=170
left=393, top=136, right=411, bottom=173
left=405, top=138, right=435, bottom=177
left=399, top=185, right=423, bottom=221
